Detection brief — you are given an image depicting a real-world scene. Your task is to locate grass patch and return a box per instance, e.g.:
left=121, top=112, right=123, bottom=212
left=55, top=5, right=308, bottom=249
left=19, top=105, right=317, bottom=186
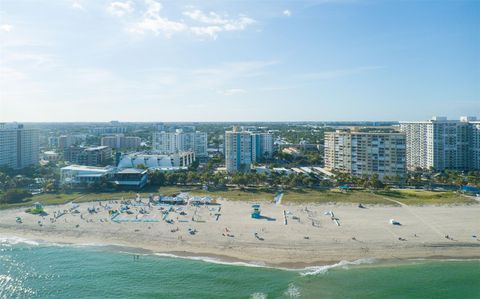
left=283, top=189, right=397, bottom=205
left=374, top=189, right=475, bottom=205
left=0, top=186, right=476, bottom=210
left=190, top=189, right=276, bottom=202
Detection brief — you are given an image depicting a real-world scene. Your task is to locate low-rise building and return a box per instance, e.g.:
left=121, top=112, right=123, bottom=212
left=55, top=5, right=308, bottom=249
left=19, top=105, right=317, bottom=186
left=42, top=151, right=59, bottom=162
left=282, top=147, right=301, bottom=157
left=111, top=168, right=148, bottom=189
left=117, top=151, right=195, bottom=171
left=60, top=165, right=114, bottom=186
left=60, top=165, right=148, bottom=189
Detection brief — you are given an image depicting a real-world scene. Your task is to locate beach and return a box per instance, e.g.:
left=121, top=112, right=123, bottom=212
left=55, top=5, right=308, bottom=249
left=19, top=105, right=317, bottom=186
left=0, top=198, right=479, bottom=267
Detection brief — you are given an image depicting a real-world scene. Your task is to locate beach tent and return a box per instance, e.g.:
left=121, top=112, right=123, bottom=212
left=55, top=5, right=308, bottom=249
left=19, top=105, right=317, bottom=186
left=189, top=196, right=213, bottom=205
left=159, top=196, right=185, bottom=205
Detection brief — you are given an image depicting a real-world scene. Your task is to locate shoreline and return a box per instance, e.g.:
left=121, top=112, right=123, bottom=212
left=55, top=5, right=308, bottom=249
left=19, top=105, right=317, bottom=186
left=1, top=227, right=479, bottom=270
left=1, top=231, right=479, bottom=271
left=1, top=199, right=479, bottom=269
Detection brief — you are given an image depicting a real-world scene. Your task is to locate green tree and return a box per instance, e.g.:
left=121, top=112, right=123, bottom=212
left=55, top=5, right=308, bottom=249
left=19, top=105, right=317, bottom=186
left=1, top=189, right=32, bottom=204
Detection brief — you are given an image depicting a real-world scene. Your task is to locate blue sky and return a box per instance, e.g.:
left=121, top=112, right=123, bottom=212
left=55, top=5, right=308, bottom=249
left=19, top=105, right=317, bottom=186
left=0, top=0, right=479, bottom=122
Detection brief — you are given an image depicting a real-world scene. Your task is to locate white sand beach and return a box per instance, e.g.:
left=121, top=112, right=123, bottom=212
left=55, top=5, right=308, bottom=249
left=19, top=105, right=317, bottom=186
left=1, top=199, right=479, bottom=267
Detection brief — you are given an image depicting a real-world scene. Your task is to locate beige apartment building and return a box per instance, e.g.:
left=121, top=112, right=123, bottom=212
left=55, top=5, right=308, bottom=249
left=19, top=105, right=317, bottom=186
left=101, top=135, right=141, bottom=150
left=324, top=130, right=406, bottom=180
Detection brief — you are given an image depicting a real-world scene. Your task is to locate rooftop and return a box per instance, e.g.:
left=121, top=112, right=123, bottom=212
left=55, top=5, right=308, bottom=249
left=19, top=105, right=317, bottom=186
left=61, top=165, right=113, bottom=172
left=116, top=168, right=148, bottom=174
left=85, top=146, right=110, bottom=151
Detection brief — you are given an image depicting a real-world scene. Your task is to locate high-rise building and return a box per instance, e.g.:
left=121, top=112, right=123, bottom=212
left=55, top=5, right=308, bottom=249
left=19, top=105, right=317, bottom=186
left=64, top=145, right=112, bottom=166
left=225, top=128, right=255, bottom=173
left=252, top=133, right=274, bottom=160
left=0, top=123, right=39, bottom=169
left=470, top=121, right=480, bottom=170
left=324, top=129, right=406, bottom=180
left=224, top=128, right=274, bottom=172
left=101, top=135, right=141, bottom=150
left=56, top=135, right=85, bottom=149
left=399, top=116, right=479, bottom=171
left=48, top=136, right=59, bottom=148
left=90, top=126, right=127, bottom=135
left=152, top=129, right=207, bottom=157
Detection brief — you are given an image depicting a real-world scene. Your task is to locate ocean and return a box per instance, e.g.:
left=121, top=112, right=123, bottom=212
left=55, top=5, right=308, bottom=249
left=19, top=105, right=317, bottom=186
left=1, top=237, right=479, bottom=299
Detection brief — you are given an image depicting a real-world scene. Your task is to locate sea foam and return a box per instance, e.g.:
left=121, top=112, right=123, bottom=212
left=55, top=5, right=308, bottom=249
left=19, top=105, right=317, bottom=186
left=0, top=236, right=40, bottom=246
left=300, top=258, right=376, bottom=276
left=284, top=283, right=301, bottom=298
left=250, top=292, right=267, bottom=299
left=153, top=252, right=273, bottom=269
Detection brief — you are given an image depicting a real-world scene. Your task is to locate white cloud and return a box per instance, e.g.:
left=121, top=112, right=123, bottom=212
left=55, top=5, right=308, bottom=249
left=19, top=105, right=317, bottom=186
left=190, top=26, right=223, bottom=38
left=283, top=10, right=291, bottom=17
left=72, top=1, right=84, bottom=10
left=145, top=0, right=161, bottom=16
left=126, top=1, right=255, bottom=39
left=108, top=1, right=134, bottom=17
left=183, top=10, right=227, bottom=25
left=183, top=9, right=255, bottom=38
left=0, top=24, right=13, bottom=32
left=128, top=0, right=187, bottom=37
left=218, top=88, right=247, bottom=96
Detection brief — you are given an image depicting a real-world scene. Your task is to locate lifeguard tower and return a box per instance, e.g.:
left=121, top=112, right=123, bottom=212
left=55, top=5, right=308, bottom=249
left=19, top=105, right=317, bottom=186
left=251, top=204, right=261, bottom=219
left=28, top=202, right=45, bottom=214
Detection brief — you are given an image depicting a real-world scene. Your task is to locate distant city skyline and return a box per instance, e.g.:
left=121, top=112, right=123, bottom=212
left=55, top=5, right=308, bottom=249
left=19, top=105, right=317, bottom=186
left=1, top=0, right=479, bottom=122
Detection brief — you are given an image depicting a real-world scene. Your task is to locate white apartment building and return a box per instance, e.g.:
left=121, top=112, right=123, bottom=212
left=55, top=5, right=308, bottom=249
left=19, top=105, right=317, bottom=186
left=400, top=116, right=479, bottom=171
left=101, top=135, right=141, bottom=150
left=0, top=123, right=39, bottom=169
left=90, top=126, right=127, bottom=135
left=324, top=130, right=406, bottom=180
left=224, top=128, right=274, bottom=173
left=117, top=151, right=195, bottom=170
left=152, top=129, right=207, bottom=158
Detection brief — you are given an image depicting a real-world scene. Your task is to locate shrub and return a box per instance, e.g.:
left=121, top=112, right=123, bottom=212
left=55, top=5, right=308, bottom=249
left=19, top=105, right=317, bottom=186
left=0, top=189, right=32, bottom=204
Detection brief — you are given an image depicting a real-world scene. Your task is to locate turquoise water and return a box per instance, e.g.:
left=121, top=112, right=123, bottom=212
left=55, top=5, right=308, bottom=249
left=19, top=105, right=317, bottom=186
left=1, top=238, right=479, bottom=299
